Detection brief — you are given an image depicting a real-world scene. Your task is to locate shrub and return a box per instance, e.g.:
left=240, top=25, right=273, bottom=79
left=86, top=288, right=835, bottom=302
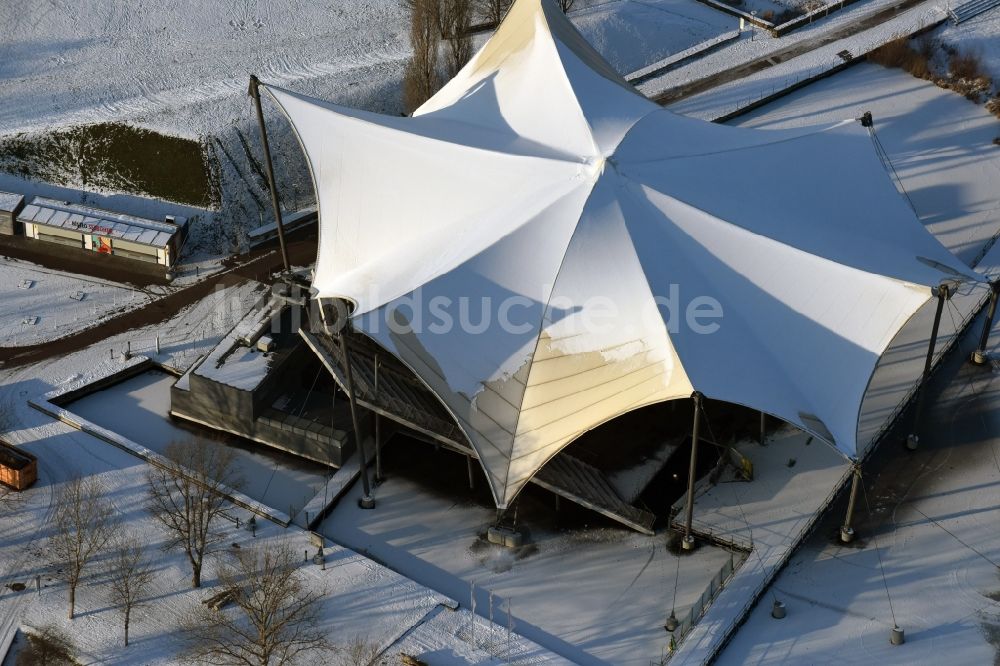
left=868, top=37, right=933, bottom=79
left=947, top=50, right=992, bottom=101
left=774, top=8, right=802, bottom=23
left=949, top=50, right=986, bottom=81
left=987, top=96, right=1000, bottom=119
left=915, top=35, right=936, bottom=61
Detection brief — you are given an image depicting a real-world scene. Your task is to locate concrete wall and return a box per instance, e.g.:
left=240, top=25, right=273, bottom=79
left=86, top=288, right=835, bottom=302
left=0, top=211, right=16, bottom=236
left=171, top=345, right=352, bottom=467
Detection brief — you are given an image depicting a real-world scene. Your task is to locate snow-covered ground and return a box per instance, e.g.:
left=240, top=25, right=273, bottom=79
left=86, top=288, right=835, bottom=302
left=125, top=281, right=271, bottom=373
left=66, top=369, right=327, bottom=515
left=0, top=258, right=154, bottom=347
left=732, top=63, right=1000, bottom=265
left=0, top=467, right=449, bottom=665
left=0, top=0, right=410, bottom=138
left=572, top=0, right=734, bottom=74
left=319, top=454, right=737, bottom=666
left=0, top=278, right=566, bottom=664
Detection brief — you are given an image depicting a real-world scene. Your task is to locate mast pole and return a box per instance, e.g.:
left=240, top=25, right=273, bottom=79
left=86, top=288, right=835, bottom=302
left=249, top=75, right=291, bottom=272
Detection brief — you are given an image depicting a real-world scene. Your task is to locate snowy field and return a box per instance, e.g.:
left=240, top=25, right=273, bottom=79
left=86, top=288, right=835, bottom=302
left=0, top=462, right=449, bottom=665
left=571, top=0, right=734, bottom=74
left=0, top=258, right=153, bottom=348
left=66, top=369, right=327, bottom=515
left=319, top=451, right=737, bottom=666
left=733, top=63, right=1000, bottom=265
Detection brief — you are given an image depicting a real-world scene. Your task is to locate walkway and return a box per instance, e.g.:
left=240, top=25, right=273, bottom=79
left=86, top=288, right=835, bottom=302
left=637, top=0, right=945, bottom=121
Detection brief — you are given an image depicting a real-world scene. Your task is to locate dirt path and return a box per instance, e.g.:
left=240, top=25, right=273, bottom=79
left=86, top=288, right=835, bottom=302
left=652, top=0, right=934, bottom=105
left=0, top=237, right=316, bottom=369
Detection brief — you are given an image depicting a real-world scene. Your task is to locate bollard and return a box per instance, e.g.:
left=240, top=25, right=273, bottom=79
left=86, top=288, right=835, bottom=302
left=890, top=626, right=905, bottom=645
left=771, top=600, right=786, bottom=619
left=665, top=612, right=679, bottom=633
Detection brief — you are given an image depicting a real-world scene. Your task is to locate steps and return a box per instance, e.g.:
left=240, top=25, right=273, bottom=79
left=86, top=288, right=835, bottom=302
left=299, top=328, right=466, bottom=450
left=532, top=454, right=657, bottom=535
left=948, top=0, right=999, bottom=23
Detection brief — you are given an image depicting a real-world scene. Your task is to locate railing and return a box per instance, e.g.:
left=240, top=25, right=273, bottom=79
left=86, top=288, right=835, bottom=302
left=948, top=0, right=1000, bottom=23
left=655, top=549, right=748, bottom=663
left=709, top=16, right=941, bottom=122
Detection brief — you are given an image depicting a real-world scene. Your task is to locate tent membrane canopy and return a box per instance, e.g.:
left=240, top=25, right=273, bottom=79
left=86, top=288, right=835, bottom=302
left=264, top=0, right=981, bottom=509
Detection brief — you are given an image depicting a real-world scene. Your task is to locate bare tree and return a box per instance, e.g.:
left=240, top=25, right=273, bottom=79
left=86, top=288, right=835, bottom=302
left=558, top=0, right=575, bottom=12
left=182, top=544, right=332, bottom=666
left=478, top=0, right=511, bottom=27
left=46, top=475, right=116, bottom=620
left=146, top=440, right=241, bottom=589
left=441, top=0, right=473, bottom=77
left=403, top=0, right=442, bottom=113
left=336, top=635, right=380, bottom=666
left=108, top=532, right=154, bottom=647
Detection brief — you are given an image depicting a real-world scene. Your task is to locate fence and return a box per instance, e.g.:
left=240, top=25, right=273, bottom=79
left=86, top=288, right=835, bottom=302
left=627, top=30, right=742, bottom=85
left=666, top=549, right=748, bottom=653
left=460, top=586, right=526, bottom=664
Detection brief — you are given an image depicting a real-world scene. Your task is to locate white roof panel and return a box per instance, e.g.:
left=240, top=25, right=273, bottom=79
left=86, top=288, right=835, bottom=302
left=267, top=0, right=983, bottom=508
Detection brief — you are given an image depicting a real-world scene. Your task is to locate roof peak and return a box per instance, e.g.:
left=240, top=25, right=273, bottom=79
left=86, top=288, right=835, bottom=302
left=415, top=0, right=656, bottom=157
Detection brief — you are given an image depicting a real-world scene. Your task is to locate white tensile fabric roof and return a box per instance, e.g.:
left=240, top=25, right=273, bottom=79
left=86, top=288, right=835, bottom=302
left=264, top=0, right=980, bottom=509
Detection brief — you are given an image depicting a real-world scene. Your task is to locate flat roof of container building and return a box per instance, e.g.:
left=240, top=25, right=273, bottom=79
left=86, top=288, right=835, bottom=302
left=18, top=197, right=186, bottom=249
left=0, top=191, right=24, bottom=213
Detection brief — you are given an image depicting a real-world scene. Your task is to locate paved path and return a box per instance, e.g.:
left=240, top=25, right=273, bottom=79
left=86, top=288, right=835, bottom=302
left=649, top=0, right=935, bottom=105
left=0, top=237, right=315, bottom=369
